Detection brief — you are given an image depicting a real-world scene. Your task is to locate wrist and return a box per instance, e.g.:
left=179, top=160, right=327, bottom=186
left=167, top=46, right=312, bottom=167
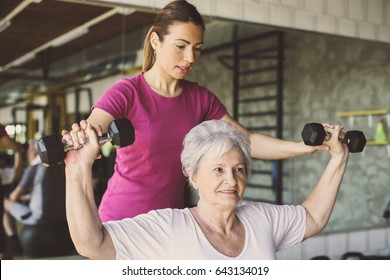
left=65, top=162, right=93, bottom=181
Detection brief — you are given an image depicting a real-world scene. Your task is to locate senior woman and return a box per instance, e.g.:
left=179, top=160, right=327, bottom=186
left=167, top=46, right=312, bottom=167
left=64, top=120, right=349, bottom=260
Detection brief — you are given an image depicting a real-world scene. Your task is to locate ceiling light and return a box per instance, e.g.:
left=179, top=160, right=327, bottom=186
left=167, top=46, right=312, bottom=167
left=11, top=53, right=35, bottom=67
left=0, top=20, right=11, bottom=33
left=115, top=7, right=135, bottom=15
left=51, top=28, right=89, bottom=47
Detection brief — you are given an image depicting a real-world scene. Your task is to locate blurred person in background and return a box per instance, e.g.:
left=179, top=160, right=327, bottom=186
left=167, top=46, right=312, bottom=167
left=0, top=123, right=23, bottom=259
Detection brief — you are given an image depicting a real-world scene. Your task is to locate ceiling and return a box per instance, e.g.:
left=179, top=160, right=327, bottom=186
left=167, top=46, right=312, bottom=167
left=0, top=0, right=274, bottom=108
left=0, top=0, right=158, bottom=107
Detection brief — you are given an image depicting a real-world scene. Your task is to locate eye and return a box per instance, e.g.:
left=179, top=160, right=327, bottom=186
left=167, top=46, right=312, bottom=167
left=213, top=167, right=223, bottom=174
left=176, top=45, right=186, bottom=50
left=194, top=47, right=202, bottom=53
left=234, top=167, right=245, bottom=174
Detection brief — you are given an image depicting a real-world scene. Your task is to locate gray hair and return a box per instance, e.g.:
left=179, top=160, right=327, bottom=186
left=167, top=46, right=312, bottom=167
left=181, top=120, right=251, bottom=186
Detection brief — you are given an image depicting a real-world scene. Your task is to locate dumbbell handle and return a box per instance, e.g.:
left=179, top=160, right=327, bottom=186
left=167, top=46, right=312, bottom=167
left=63, top=132, right=112, bottom=152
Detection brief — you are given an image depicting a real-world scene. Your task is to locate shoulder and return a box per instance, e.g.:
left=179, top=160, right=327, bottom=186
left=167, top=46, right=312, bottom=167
left=143, top=208, right=191, bottom=222
left=105, top=208, right=190, bottom=233
left=237, top=201, right=305, bottom=219
left=109, top=73, right=143, bottom=91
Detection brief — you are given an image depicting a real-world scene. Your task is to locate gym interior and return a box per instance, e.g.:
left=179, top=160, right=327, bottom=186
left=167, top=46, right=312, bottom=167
left=0, top=0, right=390, bottom=260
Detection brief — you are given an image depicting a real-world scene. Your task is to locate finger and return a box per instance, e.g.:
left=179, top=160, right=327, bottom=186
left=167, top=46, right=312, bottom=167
left=77, top=127, right=87, bottom=145
left=71, top=123, right=81, bottom=132
left=95, top=124, right=103, bottom=137
left=79, top=120, right=88, bottom=130
left=313, top=144, right=330, bottom=151
left=322, top=123, right=334, bottom=129
left=69, top=130, right=81, bottom=149
left=323, top=125, right=334, bottom=137
left=61, top=130, right=74, bottom=146
left=323, top=123, right=345, bottom=132
left=331, top=125, right=341, bottom=141
left=61, top=129, right=69, bottom=136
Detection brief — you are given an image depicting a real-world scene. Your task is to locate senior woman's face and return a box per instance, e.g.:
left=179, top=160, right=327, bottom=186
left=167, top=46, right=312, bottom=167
left=194, top=146, right=247, bottom=208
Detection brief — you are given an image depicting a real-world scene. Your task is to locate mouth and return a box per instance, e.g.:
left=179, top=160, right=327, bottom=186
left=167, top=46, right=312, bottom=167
left=177, top=65, right=191, bottom=73
left=219, top=189, right=238, bottom=195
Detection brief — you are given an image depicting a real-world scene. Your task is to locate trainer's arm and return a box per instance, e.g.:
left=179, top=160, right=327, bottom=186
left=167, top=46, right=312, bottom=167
left=301, top=125, right=349, bottom=239
left=61, top=108, right=115, bottom=148
left=221, top=114, right=329, bottom=160
left=64, top=122, right=116, bottom=259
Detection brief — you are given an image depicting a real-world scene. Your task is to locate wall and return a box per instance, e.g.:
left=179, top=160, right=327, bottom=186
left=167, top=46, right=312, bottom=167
left=100, top=0, right=390, bottom=44
left=187, top=28, right=390, bottom=233
left=186, top=26, right=390, bottom=258
left=284, top=31, right=390, bottom=231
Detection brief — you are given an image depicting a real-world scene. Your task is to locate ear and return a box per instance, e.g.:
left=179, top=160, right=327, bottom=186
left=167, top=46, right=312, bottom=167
left=188, top=171, right=197, bottom=188
left=150, top=31, right=160, bottom=51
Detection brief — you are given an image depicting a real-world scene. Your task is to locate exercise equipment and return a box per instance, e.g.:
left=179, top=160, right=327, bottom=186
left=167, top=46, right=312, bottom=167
left=38, top=118, right=135, bottom=166
left=301, top=122, right=366, bottom=153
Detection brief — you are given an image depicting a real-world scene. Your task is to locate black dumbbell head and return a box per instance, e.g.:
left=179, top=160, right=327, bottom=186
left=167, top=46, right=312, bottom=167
left=108, top=118, right=135, bottom=148
left=38, top=135, right=65, bottom=166
left=345, top=130, right=366, bottom=153
left=301, top=123, right=326, bottom=146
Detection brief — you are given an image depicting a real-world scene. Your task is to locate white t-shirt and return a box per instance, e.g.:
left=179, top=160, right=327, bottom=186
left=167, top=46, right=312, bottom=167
left=103, top=201, right=306, bottom=260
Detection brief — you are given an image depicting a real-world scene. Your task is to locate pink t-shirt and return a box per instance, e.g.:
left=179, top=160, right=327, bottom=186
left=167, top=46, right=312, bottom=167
left=94, top=73, right=227, bottom=221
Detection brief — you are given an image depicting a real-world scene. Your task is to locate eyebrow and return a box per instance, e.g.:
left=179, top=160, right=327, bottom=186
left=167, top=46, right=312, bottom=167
left=212, top=162, right=245, bottom=167
left=174, top=39, right=204, bottom=45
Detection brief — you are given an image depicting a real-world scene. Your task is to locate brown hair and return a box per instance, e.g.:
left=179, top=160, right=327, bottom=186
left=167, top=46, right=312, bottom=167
left=142, top=0, right=205, bottom=72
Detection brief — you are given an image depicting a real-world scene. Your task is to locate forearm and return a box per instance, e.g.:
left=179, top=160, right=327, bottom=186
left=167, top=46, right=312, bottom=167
left=221, top=114, right=323, bottom=160
left=5, top=139, right=23, bottom=182
left=301, top=153, right=349, bottom=238
left=65, top=162, right=110, bottom=259
left=9, top=186, right=24, bottom=202
left=86, top=108, right=115, bottom=133
left=13, top=150, right=22, bottom=169
left=249, top=133, right=311, bottom=160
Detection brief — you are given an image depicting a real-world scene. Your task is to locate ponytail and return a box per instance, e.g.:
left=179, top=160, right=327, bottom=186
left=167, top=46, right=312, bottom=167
left=142, top=27, right=156, bottom=72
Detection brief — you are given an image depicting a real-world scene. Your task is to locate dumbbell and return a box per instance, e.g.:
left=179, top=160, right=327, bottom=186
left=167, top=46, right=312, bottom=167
left=301, top=123, right=366, bottom=153
left=38, top=118, right=135, bottom=166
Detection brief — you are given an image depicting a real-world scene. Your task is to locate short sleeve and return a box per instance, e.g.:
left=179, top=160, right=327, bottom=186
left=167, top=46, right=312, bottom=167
left=103, top=209, right=173, bottom=259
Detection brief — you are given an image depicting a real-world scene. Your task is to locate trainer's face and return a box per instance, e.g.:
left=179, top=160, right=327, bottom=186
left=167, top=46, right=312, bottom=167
left=152, top=22, right=204, bottom=79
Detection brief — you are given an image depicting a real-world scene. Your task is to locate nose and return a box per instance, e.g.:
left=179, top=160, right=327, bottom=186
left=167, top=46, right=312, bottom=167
left=224, top=171, right=237, bottom=186
left=184, top=48, right=195, bottom=64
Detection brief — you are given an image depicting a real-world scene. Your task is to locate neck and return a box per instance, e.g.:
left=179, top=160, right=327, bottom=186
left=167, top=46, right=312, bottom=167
left=192, top=203, right=238, bottom=235
left=190, top=202, right=245, bottom=257
left=143, top=69, right=182, bottom=97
